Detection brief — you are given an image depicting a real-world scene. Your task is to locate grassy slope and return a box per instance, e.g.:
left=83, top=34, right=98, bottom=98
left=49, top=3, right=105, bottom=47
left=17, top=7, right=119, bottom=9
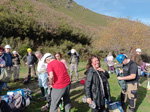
left=2, top=61, right=150, bottom=112
left=43, top=0, right=110, bottom=27
left=0, top=0, right=114, bottom=38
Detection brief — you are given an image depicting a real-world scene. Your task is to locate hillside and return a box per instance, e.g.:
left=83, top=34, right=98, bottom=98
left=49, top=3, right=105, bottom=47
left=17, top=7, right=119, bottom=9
left=0, top=0, right=115, bottom=59
left=0, top=0, right=114, bottom=37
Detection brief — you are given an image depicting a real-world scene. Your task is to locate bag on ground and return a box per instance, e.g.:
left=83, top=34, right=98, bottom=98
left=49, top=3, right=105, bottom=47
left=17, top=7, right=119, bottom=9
left=108, top=101, right=124, bottom=112
left=1, top=88, right=32, bottom=111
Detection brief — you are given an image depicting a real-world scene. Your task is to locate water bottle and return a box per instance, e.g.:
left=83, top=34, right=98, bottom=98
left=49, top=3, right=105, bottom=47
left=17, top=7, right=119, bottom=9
left=82, top=96, right=96, bottom=109
left=82, top=96, right=87, bottom=103
left=89, top=101, right=96, bottom=109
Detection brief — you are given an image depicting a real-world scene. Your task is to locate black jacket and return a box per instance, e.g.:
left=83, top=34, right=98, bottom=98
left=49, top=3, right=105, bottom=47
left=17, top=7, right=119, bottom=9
left=12, top=55, right=21, bottom=65
left=22, top=53, right=37, bottom=65
left=84, top=67, right=111, bottom=108
left=67, top=51, right=79, bottom=65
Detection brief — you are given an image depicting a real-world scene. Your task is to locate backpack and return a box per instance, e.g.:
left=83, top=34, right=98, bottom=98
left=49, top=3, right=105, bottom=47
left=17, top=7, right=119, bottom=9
left=7, top=88, right=31, bottom=109
left=117, top=73, right=127, bottom=92
left=105, top=99, right=124, bottom=112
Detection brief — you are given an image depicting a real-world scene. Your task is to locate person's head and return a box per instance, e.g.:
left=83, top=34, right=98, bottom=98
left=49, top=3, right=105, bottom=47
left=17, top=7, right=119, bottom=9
left=43, top=53, right=55, bottom=64
left=71, top=49, right=76, bottom=54
left=27, top=48, right=32, bottom=55
left=86, top=55, right=100, bottom=70
left=136, top=48, right=142, bottom=55
left=0, top=46, right=4, bottom=55
left=54, top=52, right=62, bottom=61
left=108, top=52, right=112, bottom=56
left=35, top=51, right=42, bottom=59
left=5, top=45, right=11, bottom=53
left=12, top=51, right=18, bottom=57
left=116, top=54, right=128, bottom=65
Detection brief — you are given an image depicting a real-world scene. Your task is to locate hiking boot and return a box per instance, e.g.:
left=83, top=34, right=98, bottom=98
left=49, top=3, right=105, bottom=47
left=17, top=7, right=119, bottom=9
left=40, top=96, right=46, bottom=101
left=34, top=77, right=38, bottom=82
left=40, top=87, right=45, bottom=97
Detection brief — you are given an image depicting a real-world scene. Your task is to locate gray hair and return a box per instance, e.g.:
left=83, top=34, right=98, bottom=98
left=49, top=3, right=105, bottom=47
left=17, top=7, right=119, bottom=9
left=35, top=51, right=42, bottom=55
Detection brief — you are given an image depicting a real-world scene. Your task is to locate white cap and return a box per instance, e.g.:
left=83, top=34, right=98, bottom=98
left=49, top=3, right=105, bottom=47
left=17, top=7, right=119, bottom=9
left=5, top=45, right=11, bottom=49
left=12, top=51, right=18, bottom=54
left=71, top=49, right=76, bottom=53
left=136, top=48, right=142, bottom=52
left=43, top=53, right=54, bottom=62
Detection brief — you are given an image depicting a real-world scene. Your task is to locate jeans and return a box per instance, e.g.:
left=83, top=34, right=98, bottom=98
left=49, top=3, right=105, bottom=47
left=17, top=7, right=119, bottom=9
left=2, top=83, right=7, bottom=88
left=38, top=72, right=48, bottom=89
left=0, top=81, right=4, bottom=95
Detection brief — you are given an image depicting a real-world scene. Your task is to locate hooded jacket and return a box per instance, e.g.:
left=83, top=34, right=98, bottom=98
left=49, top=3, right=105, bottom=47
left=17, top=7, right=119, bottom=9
left=84, top=67, right=111, bottom=108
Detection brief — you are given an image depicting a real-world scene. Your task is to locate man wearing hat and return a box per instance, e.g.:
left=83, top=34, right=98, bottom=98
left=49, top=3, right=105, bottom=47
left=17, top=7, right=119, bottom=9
left=134, top=48, right=143, bottom=86
left=116, top=54, right=138, bottom=112
left=2, top=45, right=12, bottom=90
left=67, top=49, right=79, bottom=82
left=22, top=48, right=37, bottom=84
left=43, top=53, right=71, bottom=112
left=12, top=51, right=21, bottom=82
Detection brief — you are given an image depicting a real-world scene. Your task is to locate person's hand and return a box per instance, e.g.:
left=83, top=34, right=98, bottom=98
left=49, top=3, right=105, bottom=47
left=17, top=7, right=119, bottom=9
left=25, top=62, right=27, bottom=65
left=97, top=68, right=105, bottom=73
left=117, top=77, right=123, bottom=80
left=49, top=85, right=53, bottom=88
left=1, top=64, right=4, bottom=67
left=120, top=69, right=123, bottom=74
left=87, top=98, right=92, bottom=104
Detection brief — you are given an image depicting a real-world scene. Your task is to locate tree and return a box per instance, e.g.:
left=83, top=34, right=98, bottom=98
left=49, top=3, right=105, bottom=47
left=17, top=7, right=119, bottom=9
left=95, top=19, right=150, bottom=54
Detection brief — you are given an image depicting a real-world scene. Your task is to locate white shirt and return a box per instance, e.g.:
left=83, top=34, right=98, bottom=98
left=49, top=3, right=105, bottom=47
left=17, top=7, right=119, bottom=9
left=37, top=56, right=47, bottom=73
left=107, top=56, right=114, bottom=66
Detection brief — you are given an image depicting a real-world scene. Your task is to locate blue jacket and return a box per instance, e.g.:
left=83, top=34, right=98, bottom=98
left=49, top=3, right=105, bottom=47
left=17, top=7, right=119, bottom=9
left=3, top=53, right=12, bottom=67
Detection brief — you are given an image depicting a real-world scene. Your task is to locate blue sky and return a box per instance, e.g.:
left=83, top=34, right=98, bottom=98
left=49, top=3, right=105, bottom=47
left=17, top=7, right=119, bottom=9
left=74, top=0, right=150, bottom=25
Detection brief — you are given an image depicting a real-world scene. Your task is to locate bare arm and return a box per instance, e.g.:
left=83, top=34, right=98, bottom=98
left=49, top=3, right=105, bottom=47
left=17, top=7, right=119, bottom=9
left=49, top=71, right=54, bottom=86
left=117, top=74, right=136, bottom=80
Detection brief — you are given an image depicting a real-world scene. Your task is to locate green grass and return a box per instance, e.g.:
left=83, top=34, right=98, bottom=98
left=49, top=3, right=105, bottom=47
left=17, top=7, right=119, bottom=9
left=1, top=61, right=150, bottom=112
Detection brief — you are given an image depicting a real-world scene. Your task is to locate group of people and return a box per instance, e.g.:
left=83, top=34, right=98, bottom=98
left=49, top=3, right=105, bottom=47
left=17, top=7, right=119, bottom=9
left=0, top=45, right=147, bottom=112
left=0, top=46, right=80, bottom=112
left=0, top=45, right=19, bottom=94
left=84, top=48, right=146, bottom=112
